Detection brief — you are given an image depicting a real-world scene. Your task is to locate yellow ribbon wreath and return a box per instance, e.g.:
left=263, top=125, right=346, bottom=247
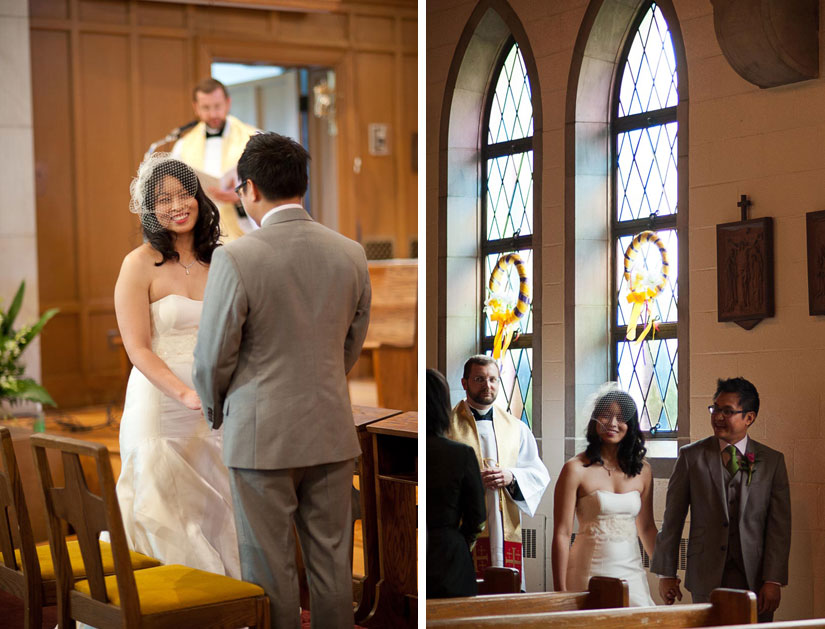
left=623, top=231, right=669, bottom=344
left=486, top=253, right=531, bottom=359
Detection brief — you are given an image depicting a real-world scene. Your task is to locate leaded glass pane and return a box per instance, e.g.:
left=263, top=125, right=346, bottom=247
left=617, top=4, right=678, bottom=118
left=616, top=122, right=677, bottom=221
left=616, top=229, right=678, bottom=326
left=488, top=44, right=533, bottom=144
left=486, top=151, right=534, bottom=239
left=487, top=347, right=533, bottom=428
left=484, top=249, right=533, bottom=337
left=616, top=338, right=678, bottom=432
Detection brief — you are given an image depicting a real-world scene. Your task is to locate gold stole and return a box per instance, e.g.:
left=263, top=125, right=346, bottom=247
left=447, top=400, right=523, bottom=576
left=177, top=115, right=257, bottom=241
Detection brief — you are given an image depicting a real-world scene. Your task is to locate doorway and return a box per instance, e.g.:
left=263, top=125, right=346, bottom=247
left=211, top=62, right=339, bottom=230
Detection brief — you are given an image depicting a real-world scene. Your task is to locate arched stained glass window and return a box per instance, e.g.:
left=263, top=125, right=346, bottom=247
left=612, top=3, right=679, bottom=434
left=482, top=39, right=534, bottom=427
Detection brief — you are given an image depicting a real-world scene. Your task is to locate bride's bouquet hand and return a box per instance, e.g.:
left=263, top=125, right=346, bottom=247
left=181, top=388, right=202, bottom=411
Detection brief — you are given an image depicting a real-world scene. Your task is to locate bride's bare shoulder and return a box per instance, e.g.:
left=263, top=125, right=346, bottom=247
left=121, top=243, right=162, bottom=270
left=562, top=453, right=589, bottom=474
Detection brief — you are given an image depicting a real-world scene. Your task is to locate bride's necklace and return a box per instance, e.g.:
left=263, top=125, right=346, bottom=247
left=602, top=462, right=619, bottom=476
left=178, top=257, right=197, bottom=275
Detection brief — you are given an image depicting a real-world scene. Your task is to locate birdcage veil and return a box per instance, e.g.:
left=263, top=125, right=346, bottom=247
left=580, top=382, right=638, bottom=428
left=129, top=152, right=199, bottom=233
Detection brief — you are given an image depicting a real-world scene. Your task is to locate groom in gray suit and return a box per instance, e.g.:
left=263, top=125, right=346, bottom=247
left=651, top=377, right=790, bottom=622
left=193, top=132, right=371, bottom=628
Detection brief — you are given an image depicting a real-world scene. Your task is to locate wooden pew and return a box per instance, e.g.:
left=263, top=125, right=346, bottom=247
left=427, top=587, right=756, bottom=628
left=707, top=621, right=825, bottom=629
left=363, top=260, right=417, bottom=412
left=428, top=576, right=628, bottom=621
left=476, top=567, right=520, bottom=595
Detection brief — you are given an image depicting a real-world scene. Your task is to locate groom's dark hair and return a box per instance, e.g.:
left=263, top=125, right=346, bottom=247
left=237, top=132, right=310, bottom=202
left=714, top=377, right=760, bottom=416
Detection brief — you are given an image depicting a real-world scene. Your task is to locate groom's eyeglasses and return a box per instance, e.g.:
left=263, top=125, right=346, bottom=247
left=708, top=405, right=749, bottom=419
left=234, top=179, right=248, bottom=196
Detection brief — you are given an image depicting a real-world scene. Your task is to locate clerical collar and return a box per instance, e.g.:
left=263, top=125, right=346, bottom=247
left=205, top=124, right=225, bottom=138
left=469, top=406, right=493, bottom=422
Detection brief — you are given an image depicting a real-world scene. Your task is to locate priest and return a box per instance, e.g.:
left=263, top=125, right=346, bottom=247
left=447, top=354, right=550, bottom=590
left=173, top=78, right=258, bottom=240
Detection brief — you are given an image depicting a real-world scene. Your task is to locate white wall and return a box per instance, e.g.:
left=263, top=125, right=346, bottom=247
left=0, top=0, right=41, bottom=413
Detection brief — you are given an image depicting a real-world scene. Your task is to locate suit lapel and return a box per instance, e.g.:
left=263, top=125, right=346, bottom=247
left=703, top=437, right=729, bottom=521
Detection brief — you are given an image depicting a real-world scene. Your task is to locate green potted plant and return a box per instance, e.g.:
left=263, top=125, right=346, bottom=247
left=0, top=280, right=58, bottom=417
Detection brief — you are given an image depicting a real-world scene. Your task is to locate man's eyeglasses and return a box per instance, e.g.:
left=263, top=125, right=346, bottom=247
left=708, top=405, right=749, bottom=419
left=234, top=179, right=248, bottom=196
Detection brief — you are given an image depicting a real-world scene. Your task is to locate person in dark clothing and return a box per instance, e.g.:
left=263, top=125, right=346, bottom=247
left=426, top=368, right=486, bottom=598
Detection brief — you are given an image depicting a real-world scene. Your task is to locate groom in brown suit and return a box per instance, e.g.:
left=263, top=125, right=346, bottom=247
left=651, top=377, right=791, bottom=622
left=193, top=132, right=371, bottom=628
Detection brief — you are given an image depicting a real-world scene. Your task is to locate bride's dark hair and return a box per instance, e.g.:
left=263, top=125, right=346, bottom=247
left=583, top=389, right=646, bottom=476
left=140, top=161, right=222, bottom=266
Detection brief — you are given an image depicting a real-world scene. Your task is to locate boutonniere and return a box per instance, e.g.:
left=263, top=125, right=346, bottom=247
left=743, top=451, right=757, bottom=485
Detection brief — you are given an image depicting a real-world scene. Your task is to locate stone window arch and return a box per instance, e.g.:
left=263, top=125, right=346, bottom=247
left=566, top=0, right=689, bottom=463
left=438, top=0, right=542, bottom=432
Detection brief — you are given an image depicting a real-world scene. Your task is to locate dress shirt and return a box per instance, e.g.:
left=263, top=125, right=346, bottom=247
left=258, top=203, right=305, bottom=227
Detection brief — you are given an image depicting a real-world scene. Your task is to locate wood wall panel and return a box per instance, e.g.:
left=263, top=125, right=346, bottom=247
left=89, top=312, right=120, bottom=372
left=402, top=52, right=417, bottom=257
left=79, top=0, right=130, bottom=24
left=137, top=36, right=191, bottom=159
left=39, top=313, right=81, bottom=406
left=354, top=15, right=394, bottom=46
left=354, top=52, right=396, bottom=247
left=31, top=30, right=78, bottom=305
left=401, top=17, right=416, bottom=50
left=79, top=33, right=133, bottom=302
left=193, top=6, right=266, bottom=33
left=278, top=11, right=347, bottom=43
left=30, top=0, right=417, bottom=407
left=137, top=2, right=187, bottom=28
left=29, top=0, right=68, bottom=19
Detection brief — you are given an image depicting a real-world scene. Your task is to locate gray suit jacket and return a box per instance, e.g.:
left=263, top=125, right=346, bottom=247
left=192, top=207, right=370, bottom=470
left=650, top=436, right=791, bottom=597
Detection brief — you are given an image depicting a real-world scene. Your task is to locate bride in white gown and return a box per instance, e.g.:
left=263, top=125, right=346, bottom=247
left=552, top=384, right=664, bottom=607
left=113, top=153, right=240, bottom=578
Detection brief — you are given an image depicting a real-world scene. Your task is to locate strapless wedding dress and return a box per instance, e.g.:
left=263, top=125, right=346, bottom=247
left=115, top=294, right=240, bottom=578
left=566, top=490, right=655, bottom=607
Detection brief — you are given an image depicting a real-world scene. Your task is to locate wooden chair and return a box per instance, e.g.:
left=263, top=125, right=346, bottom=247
left=428, top=576, right=628, bottom=621
left=426, top=587, right=757, bottom=628
left=0, top=426, right=161, bottom=628
left=30, top=432, right=269, bottom=628
left=476, top=566, right=521, bottom=595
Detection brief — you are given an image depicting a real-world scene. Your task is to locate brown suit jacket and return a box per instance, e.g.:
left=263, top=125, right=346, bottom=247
left=193, top=206, right=370, bottom=469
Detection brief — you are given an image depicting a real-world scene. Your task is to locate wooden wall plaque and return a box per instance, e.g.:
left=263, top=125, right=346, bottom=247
left=806, top=210, right=825, bottom=315
left=716, top=217, right=774, bottom=329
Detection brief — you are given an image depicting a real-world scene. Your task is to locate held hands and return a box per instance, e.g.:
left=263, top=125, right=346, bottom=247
left=481, top=466, right=514, bottom=490
left=758, top=582, right=781, bottom=616
left=658, top=577, right=682, bottom=605
left=180, top=388, right=202, bottom=411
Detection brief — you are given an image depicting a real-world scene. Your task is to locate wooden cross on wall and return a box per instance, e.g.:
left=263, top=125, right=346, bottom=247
left=737, top=194, right=751, bottom=221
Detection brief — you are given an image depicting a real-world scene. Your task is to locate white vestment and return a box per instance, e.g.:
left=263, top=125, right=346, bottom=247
left=475, top=412, right=549, bottom=589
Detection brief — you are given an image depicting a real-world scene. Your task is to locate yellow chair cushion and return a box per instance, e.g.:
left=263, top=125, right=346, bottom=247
left=15, top=541, right=160, bottom=580
left=74, top=564, right=265, bottom=615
